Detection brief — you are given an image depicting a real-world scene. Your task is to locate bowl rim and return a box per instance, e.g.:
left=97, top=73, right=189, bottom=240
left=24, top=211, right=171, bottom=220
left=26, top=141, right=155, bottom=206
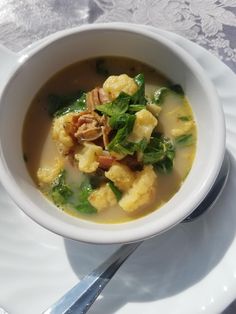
left=0, top=23, right=226, bottom=244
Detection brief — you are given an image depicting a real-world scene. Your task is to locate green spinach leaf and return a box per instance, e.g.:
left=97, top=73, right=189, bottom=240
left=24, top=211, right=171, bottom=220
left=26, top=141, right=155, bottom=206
left=119, top=138, right=148, bottom=155
left=47, top=90, right=84, bottom=116
left=54, top=93, right=87, bottom=117
left=108, top=181, right=122, bottom=201
left=128, top=104, right=146, bottom=113
left=153, top=84, right=185, bottom=105
left=175, top=134, right=194, bottom=147
left=155, top=156, right=175, bottom=173
left=109, top=113, right=132, bottom=129
left=153, top=87, right=170, bottom=105
left=131, top=73, right=147, bottom=105
left=96, top=92, right=130, bottom=116
left=51, top=170, right=73, bottom=205
left=169, top=84, right=185, bottom=96
left=143, top=136, right=175, bottom=173
left=108, top=114, right=148, bottom=155
left=75, top=179, right=97, bottom=214
left=108, top=114, right=135, bottom=153
left=178, top=115, right=192, bottom=121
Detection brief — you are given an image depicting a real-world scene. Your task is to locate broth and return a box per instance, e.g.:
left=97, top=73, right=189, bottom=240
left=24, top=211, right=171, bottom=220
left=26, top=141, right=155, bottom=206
left=23, top=57, right=196, bottom=223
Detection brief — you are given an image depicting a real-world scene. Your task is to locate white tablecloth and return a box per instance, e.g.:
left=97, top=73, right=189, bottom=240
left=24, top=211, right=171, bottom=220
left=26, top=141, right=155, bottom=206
left=0, top=0, right=235, bottom=73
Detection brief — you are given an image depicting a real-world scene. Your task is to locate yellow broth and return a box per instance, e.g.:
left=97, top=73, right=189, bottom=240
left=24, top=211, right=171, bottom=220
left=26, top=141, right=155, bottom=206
left=22, top=57, right=196, bottom=223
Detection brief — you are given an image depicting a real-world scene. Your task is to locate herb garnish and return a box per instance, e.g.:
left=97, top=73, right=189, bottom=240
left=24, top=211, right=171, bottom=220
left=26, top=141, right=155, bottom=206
left=51, top=170, right=73, bottom=205
left=47, top=91, right=86, bottom=117
left=178, top=115, right=192, bottom=121
left=96, top=92, right=130, bottom=116
left=143, top=135, right=175, bottom=173
left=108, top=181, right=122, bottom=201
left=175, top=134, right=194, bottom=147
left=75, top=179, right=97, bottom=214
left=153, top=84, right=185, bottom=105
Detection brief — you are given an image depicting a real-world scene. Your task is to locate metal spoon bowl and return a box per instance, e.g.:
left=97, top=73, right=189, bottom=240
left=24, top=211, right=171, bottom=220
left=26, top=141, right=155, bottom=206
left=43, top=151, right=230, bottom=314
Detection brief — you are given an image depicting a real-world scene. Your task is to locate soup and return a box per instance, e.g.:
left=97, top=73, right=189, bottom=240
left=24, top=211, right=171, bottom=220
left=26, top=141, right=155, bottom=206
left=22, top=57, right=197, bottom=223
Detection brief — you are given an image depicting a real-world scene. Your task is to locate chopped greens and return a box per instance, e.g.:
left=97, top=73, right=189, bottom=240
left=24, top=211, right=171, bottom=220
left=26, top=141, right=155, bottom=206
left=109, top=138, right=147, bottom=156
left=75, top=179, right=97, bottom=214
left=169, top=84, right=185, bottom=96
left=131, top=74, right=147, bottom=105
left=50, top=171, right=97, bottom=214
left=108, top=113, right=144, bottom=154
left=153, top=84, right=184, bottom=105
left=109, top=113, right=133, bottom=129
left=155, top=157, right=175, bottom=173
left=128, top=104, right=146, bottom=113
left=51, top=170, right=73, bottom=205
left=89, top=172, right=106, bottom=189
left=47, top=91, right=84, bottom=116
left=96, top=92, right=130, bottom=116
left=126, top=138, right=148, bottom=153
left=175, top=134, right=194, bottom=147
left=108, top=114, right=136, bottom=154
left=143, top=135, right=175, bottom=173
left=54, top=93, right=87, bottom=117
left=153, top=87, right=170, bottom=105
left=178, top=115, right=192, bottom=121
left=108, top=181, right=122, bottom=201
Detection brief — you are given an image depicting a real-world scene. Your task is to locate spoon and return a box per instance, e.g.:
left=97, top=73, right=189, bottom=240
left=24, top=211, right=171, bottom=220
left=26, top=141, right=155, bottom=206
left=43, top=151, right=230, bottom=314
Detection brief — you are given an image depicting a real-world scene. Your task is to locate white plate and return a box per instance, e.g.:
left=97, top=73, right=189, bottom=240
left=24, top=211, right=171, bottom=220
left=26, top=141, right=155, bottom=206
left=0, top=25, right=236, bottom=314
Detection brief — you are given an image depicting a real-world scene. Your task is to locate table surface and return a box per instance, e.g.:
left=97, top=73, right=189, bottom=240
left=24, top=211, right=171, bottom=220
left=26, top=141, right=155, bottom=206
left=0, top=0, right=236, bottom=313
left=0, top=0, right=235, bottom=74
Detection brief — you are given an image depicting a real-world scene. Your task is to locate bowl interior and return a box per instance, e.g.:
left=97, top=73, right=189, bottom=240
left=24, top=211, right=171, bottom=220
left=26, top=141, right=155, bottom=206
left=0, top=25, right=225, bottom=243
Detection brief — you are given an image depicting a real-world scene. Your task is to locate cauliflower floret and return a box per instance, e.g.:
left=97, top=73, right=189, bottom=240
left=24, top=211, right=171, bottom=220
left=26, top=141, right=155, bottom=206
left=103, top=74, right=138, bottom=100
left=171, top=121, right=195, bottom=137
left=146, top=103, right=162, bottom=117
left=74, top=142, right=103, bottom=173
left=119, top=165, right=157, bottom=213
left=105, top=162, right=135, bottom=192
left=128, top=109, right=158, bottom=142
left=37, top=158, right=64, bottom=186
left=88, top=183, right=117, bottom=212
left=52, top=113, right=75, bottom=154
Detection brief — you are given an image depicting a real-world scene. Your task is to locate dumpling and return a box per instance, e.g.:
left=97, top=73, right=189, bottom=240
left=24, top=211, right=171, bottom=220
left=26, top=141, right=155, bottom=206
left=105, top=162, right=135, bottom=191
left=75, top=142, right=103, bottom=173
left=88, top=183, right=117, bottom=212
left=103, top=74, right=138, bottom=100
left=128, top=109, right=158, bottom=142
left=119, top=165, right=157, bottom=213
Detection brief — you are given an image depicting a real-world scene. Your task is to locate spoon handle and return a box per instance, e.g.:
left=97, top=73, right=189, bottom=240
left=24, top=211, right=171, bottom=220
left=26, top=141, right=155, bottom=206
left=43, top=242, right=141, bottom=314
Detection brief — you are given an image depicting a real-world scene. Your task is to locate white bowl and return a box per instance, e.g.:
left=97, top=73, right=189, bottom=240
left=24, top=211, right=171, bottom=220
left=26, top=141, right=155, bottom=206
left=0, top=23, right=225, bottom=244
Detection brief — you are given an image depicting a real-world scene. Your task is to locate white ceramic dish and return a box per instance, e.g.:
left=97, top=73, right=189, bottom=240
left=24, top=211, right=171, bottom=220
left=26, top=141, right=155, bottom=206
left=0, top=25, right=235, bottom=314
left=0, top=23, right=225, bottom=244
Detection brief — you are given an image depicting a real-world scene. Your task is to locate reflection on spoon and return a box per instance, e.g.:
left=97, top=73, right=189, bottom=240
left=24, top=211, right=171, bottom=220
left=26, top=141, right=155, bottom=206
left=43, top=151, right=230, bottom=314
